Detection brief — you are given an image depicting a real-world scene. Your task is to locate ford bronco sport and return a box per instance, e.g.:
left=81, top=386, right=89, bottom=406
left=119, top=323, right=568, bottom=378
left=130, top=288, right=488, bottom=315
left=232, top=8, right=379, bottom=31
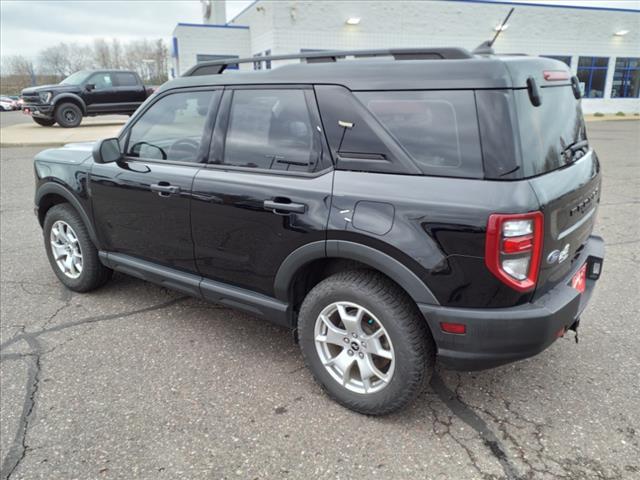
left=34, top=48, right=604, bottom=415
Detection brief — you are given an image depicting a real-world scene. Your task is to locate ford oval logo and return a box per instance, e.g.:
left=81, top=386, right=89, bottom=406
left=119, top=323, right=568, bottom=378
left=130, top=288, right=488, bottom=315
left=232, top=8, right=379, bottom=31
left=547, top=244, right=570, bottom=264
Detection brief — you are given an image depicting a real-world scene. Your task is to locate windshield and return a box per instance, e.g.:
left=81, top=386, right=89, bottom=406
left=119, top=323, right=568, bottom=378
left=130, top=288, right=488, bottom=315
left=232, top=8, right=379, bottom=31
left=59, top=71, right=92, bottom=86
left=515, top=85, right=586, bottom=178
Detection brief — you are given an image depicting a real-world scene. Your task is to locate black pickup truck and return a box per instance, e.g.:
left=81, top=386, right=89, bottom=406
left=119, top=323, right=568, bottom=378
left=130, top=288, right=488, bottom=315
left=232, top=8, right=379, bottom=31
left=21, top=70, right=153, bottom=128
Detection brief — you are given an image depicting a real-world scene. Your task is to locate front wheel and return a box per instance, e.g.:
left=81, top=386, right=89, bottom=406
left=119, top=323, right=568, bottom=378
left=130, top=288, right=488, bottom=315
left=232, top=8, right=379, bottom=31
left=298, top=270, right=435, bottom=415
left=33, top=117, right=56, bottom=127
left=43, top=204, right=112, bottom=292
left=54, top=102, right=82, bottom=128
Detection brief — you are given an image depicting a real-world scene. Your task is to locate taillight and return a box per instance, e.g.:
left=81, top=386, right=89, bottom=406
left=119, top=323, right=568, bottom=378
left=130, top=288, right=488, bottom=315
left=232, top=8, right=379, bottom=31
left=485, top=212, right=543, bottom=292
left=543, top=70, right=570, bottom=81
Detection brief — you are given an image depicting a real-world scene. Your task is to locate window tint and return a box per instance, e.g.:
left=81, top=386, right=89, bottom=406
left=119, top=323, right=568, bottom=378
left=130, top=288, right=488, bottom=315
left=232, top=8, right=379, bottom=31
left=356, top=91, right=483, bottom=178
left=577, top=56, right=609, bottom=98
left=114, top=72, right=138, bottom=87
left=515, top=85, right=585, bottom=178
left=221, top=89, right=317, bottom=172
left=611, top=57, right=640, bottom=98
left=126, top=90, right=215, bottom=162
left=89, top=73, right=113, bottom=90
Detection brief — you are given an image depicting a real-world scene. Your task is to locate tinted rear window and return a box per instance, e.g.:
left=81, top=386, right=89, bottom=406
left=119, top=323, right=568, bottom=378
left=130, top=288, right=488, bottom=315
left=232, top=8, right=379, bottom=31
left=114, top=72, right=138, bottom=87
left=355, top=90, right=483, bottom=178
left=515, top=85, right=586, bottom=177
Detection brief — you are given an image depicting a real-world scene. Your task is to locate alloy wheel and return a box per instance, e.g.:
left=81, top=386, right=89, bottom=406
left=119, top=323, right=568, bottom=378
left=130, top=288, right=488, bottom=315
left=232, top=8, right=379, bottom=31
left=50, top=220, right=83, bottom=278
left=314, top=301, right=395, bottom=394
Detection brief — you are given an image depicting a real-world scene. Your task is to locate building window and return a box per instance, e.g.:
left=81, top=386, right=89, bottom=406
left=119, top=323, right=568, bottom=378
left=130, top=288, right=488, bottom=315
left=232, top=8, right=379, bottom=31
left=577, top=57, right=608, bottom=98
left=611, top=57, right=640, bottom=98
left=264, top=50, right=271, bottom=70
left=253, top=53, right=262, bottom=71
left=541, top=55, right=571, bottom=67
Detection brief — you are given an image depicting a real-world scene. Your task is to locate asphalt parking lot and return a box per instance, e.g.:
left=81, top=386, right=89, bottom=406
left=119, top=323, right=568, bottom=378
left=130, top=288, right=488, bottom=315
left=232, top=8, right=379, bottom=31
left=0, top=120, right=639, bottom=480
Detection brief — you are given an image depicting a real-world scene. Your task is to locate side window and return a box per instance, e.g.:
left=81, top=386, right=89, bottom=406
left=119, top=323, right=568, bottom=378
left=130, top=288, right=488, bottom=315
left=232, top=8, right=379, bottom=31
left=126, top=90, right=216, bottom=162
left=220, top=89, right=318, bottom=172
left=356, top=90, right=483, bottom=179
left=114, top=72, right=138, bottom=87
left=314, top=85, right=420, bottom=175
left=89, top=73, right=113, bottom=90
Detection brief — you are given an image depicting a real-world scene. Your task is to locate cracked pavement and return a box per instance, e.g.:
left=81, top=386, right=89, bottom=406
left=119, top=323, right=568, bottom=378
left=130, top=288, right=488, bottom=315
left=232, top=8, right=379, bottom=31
left=1, top=121, right=639, bottom=479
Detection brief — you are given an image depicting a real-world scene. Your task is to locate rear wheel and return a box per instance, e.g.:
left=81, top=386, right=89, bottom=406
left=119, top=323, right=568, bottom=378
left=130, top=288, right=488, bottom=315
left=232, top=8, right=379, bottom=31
left=43, top=204, right=112, bottom=292
left=54, top=102, right=82, bottom=128
left=33, top=117, right=56, bottom=127
left=298, top=270, right=435, bottom=415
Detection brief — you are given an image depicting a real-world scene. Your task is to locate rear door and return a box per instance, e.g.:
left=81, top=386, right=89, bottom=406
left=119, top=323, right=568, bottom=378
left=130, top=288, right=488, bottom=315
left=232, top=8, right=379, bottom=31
left=513, top=84, right=601, bottom=297
left=112, top=71, right=146, bottom=111
left=191, top=87, right=333, bottom=297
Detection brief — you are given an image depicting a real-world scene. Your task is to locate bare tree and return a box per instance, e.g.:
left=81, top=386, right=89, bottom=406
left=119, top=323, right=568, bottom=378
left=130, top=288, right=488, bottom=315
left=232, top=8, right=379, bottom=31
left=111, top=39, right=122, bottom=69
left=39, top=43, right=71, bottom=76
left=0, top=55, right=39, bottom=93
left=94, top=38, right=112, bottom=68
left=1, top=37, right=168, bottom=94
left=2, top=55, right=36, bottom=79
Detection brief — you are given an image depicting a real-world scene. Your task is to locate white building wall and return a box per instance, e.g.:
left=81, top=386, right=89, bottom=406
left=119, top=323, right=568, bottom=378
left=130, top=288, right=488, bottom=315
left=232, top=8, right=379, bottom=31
left=178, top=0, right=640, bottom=113
left=172, top=24, right=251, bottom=74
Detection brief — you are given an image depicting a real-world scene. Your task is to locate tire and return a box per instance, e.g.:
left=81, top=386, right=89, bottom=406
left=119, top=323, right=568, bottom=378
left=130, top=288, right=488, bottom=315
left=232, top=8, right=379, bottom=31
left=54, top=102, right=82, bottom=128
left=33, top=117, right=56, bottom=127
left=298, top=270, right=435, bottom=415
left=43, top=204, right=112, bottom=292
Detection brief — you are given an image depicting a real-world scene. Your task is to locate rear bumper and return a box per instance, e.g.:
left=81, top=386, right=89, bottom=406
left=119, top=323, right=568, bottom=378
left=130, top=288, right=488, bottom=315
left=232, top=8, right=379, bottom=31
left=419, top=235, right=604, bottom=371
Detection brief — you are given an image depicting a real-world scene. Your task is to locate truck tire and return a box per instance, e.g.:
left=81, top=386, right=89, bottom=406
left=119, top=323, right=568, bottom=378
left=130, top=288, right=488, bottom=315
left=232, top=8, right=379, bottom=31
left=33, top=117, right=56, bottom=127
left=298, top=270, right=435, bottom=415
left=43, top=204, right=112, bottom=292
left=54, top=102, right=82, bottom=128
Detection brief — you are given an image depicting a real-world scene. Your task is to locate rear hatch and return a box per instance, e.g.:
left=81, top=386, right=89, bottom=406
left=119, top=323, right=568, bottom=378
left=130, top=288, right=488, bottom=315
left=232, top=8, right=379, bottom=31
left=509, top=63, right=601, bottom=298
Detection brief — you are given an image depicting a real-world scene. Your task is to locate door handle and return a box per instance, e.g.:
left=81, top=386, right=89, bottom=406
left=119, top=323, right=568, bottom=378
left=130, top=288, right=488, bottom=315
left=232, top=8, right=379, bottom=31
left=264, top=199, right=306, bottom=214
left=150, top=183, right=180, bottom=196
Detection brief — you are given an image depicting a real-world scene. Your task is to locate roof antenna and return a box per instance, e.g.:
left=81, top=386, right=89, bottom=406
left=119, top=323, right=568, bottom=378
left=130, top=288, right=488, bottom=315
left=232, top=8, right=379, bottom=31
left=473, top=7, right=515, bottom=55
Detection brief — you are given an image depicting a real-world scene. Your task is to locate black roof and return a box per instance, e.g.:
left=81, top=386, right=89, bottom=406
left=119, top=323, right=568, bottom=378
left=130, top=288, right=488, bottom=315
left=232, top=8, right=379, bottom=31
left=160, top=53, right=571, bottom=93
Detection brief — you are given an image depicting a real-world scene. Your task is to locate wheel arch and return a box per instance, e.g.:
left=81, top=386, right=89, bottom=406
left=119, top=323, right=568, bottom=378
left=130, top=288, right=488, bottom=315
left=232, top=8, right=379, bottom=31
left=274, top=240, right=440, bottom=311
left=36, top=183, right=100, bottom=248
left=53, top=94, right=87, bottom=115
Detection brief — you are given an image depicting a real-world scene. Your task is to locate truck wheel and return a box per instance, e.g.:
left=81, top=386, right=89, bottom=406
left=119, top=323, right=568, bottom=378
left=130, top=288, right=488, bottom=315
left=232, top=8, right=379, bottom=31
left=32, top=117, right=56, bottom=127
left=43, top=204, right=112, bottom=292
left=54, top=102, right=82, bottom=128
left=298, top=270, right=435, bottom=415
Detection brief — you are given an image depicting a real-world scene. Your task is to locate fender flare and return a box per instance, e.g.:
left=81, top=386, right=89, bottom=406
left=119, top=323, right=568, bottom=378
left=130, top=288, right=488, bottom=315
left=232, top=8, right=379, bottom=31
left=35, top=182, right=100, bottom=248
left=273, top=240, right=440, bottom=306
left=52, top=94, right=87, bottom=114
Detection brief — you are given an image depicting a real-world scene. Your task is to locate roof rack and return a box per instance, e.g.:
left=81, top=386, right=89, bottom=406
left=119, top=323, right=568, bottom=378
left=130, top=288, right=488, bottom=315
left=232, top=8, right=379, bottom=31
left=182, top=47, right=473, bottom=77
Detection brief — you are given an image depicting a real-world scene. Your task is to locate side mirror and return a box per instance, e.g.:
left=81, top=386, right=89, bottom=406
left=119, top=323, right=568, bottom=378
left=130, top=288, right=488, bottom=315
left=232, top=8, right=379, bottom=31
left=93, top=138, right=122, bottom=164
left=85, top=83, right=95, bottom=91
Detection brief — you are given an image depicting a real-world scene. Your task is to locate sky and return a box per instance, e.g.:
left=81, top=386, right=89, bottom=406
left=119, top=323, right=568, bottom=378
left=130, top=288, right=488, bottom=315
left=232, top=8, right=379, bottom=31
left=1, top=0, right=638, bottom=61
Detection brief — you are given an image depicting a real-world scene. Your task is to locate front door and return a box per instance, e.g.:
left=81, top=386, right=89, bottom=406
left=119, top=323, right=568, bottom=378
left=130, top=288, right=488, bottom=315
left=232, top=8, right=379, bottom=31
left=90, top=88, right=220, bottom=273
left=191, top=87, right=333, bottom=296
left=84, top=72, right=116, bottom=113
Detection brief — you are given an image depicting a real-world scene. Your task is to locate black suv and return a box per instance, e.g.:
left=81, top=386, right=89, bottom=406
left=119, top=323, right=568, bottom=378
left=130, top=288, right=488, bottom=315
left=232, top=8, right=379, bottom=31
left=34, top=48, right=604, bottom=415
left=21, top=70, right=152, bottom=128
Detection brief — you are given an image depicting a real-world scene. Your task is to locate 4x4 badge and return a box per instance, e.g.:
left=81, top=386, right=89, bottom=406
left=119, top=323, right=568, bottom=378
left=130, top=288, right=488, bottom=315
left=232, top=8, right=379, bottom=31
left=548, top=244, right=570, bottom=264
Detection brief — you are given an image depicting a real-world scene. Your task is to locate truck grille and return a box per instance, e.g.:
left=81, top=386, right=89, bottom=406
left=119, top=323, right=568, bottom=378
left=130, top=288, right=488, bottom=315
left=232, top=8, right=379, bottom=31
left=21, top=93, right=41, bottom=104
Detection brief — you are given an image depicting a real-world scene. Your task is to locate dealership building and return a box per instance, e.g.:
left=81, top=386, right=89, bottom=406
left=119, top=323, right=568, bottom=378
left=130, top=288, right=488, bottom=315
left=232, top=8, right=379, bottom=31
left=171, top=0, right=640, bottom=114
